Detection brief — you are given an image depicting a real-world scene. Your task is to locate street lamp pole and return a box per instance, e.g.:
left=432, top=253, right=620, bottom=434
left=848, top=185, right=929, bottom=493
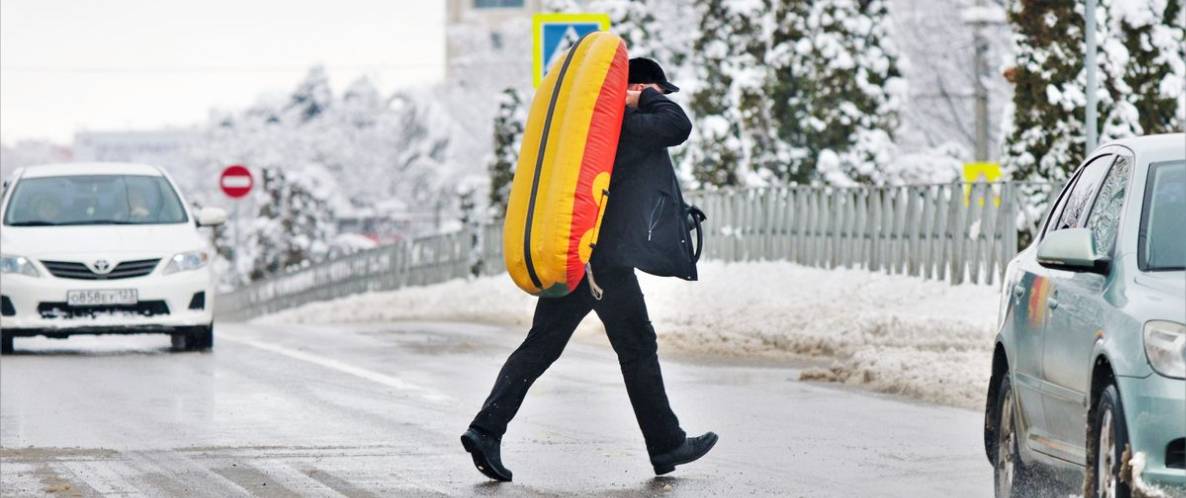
left=962, top=2, right=1006, bottom=162
left=973, top=0, right=990, bottom=162
left=1085, top=0, right=1098, bottom=152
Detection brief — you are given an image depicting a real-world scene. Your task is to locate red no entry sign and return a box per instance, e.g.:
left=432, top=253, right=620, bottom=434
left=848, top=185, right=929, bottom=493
left=220, top=165, right=253, bottom=199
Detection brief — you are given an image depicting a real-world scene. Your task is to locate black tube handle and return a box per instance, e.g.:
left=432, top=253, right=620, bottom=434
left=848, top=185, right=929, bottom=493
left=687, top=205, right=707, bottom=264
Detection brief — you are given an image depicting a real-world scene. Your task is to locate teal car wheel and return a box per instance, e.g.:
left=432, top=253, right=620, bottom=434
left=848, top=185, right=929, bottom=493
left=1089, top=384, right=1131, bottom=498
left=994, top=377, right=1035, bottom=497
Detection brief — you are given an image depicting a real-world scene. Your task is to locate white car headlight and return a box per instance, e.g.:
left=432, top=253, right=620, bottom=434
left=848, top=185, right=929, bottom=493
left=1144, top=320, right=1185, bottom=379
left=0, top=254, right=40, bottom=277
left=162, top=250, right=209, bottom=275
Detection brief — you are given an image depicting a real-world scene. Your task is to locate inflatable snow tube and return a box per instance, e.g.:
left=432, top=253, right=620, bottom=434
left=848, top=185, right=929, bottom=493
left=504, top=32, right=628, bottom=297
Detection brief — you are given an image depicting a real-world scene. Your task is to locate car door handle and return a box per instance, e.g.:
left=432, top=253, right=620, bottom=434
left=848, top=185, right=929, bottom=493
left=1048, top=298, right=1059, bottom=310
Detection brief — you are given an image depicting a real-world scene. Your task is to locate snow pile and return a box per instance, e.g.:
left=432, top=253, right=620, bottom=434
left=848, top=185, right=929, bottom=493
left=258, top=261, right=999, bottom=409
left=1122, top=451, right=1175, bottom=498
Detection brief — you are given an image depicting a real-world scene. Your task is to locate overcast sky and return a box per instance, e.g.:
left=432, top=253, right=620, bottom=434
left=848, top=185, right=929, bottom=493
left=0, top=0, right=445, bottom=144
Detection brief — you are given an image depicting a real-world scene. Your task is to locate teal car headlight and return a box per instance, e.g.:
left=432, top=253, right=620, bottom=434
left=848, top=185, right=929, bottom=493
left=162, top=251, right=209, bottom=275
left=0, top=254, right=40, bottom=277
left=1144, top=320, right=1186, bottom=379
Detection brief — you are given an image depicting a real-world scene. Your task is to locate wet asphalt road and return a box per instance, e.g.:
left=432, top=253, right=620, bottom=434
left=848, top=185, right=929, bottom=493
left=1, top=321, right=992, bottom=497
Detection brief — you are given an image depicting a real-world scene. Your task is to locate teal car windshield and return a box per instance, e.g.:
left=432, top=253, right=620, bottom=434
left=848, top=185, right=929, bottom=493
left=1140, top=160, right=1186, bottom=271
left=3, top=175, right=188, bottom=226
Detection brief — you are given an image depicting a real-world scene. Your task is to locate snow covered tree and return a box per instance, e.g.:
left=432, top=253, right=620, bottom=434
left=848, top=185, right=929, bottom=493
left=599, top=0, right=668, bottom=61
left=285, top=65, right=333, bottom=123
left=999, top=0, right=1186, bottom=239
left=1002, top=1, right=1111, bottom=189
left=733, top=0, right=786, bottom=184
left=1103, top=0, right=1186, bottom=137
left=770, top=0, right=904, bottom=185
left=487, top=88, right=526, bottom=215
left=686, top=0, right=762, bottom=187
left=247, top=168, right=336, bottom=281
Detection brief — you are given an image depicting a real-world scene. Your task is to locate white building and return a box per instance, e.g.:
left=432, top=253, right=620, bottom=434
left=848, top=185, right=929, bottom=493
left=445, top=0, right=543, bottom=80
left=447, top=0, right=542, bottom=24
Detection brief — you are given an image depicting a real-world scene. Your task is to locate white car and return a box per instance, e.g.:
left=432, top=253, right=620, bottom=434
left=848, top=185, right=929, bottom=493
left=0, top=163, right=226, bottom=353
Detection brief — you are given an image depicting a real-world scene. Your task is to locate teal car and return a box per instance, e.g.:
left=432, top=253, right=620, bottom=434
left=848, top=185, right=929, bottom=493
left=986, top=134, right=1185, bottom=497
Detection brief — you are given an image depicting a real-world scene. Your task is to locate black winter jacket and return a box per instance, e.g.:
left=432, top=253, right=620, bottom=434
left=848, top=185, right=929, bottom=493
left=592, top=88, right=701, bottom=281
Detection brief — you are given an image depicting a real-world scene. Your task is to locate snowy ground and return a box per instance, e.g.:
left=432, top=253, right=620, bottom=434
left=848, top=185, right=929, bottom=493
left=259, top=262, right=1001, bottom=410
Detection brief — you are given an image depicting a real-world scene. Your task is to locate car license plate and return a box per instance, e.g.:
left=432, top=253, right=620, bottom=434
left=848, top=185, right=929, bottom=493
left=67, top=289, right=138, bottom=306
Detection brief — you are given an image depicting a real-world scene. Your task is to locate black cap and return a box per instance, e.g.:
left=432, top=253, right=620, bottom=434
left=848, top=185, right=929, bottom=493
left=628, top=57, right=679, bottom=94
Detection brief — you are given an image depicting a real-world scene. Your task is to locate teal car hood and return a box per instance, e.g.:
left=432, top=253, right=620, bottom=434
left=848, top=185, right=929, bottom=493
left=1132, top=271, right=1186, bottom=321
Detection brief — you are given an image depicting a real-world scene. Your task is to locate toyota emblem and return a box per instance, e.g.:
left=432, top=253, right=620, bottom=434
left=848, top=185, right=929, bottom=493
left=92, top=259, right=113, bottom=274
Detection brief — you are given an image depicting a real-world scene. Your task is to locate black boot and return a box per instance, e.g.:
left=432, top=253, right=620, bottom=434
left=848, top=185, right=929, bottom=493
left=650, top=432, right=718, bottom=475
left=461, top=428, right=513, bottom=482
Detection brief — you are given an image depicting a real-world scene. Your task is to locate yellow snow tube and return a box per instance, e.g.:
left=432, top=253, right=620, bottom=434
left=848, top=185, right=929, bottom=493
left=504, top=32, right=628, bottom=297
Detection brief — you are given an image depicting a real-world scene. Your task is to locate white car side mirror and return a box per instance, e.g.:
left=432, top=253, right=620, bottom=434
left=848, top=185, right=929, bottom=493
left=196, top=207, right=227, bottom=227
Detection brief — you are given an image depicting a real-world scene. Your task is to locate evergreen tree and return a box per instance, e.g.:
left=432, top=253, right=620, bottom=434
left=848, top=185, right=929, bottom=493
left=1103, top=0, right=1185, bottom=136
left=771, top=0, right=904, bottom=185
left=487, top=87, right=526, bottom=216
left=1001, top=0, right=1184, bottom=241
left=248, top=168, right=336, bottom=281
left=768, top=0, right=816, bottom=183
left=686, top=0, right=760, bottom=187
left=1003, top=0, right=1082, bottom=197
left=999, top=0, right=1158, bottom=245
left=739, top=0, right=789, bottom=183
left=285, top=66, right=333, bottom=123
left=594, top=0, right=668, bottom=62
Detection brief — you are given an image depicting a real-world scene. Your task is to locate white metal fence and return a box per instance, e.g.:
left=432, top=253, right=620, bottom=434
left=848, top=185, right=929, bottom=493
left=685, top=180, right=1034, bottom=286
left=218, top=181, right=1038, bottom=320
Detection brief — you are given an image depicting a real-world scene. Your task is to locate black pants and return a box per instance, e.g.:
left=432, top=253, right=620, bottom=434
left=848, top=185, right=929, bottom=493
left=469, top=266, right=686, bottom=456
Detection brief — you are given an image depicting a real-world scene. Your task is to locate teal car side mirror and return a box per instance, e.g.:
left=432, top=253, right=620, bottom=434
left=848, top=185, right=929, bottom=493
left=1037, top=228, right=1110, bottom=274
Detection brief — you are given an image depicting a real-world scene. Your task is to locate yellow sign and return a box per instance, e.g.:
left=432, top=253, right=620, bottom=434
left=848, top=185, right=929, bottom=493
left=532, top=13, right=611, bottom=87
left=963, top=162, right=1002, bottom=207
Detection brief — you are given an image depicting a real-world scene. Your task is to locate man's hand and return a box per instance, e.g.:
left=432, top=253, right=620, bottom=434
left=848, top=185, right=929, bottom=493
left=626, top=83, right=662, bottom=108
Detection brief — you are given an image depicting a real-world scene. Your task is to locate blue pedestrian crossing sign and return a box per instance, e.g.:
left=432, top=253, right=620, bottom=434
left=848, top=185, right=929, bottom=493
left=532, top=13, right=611, bottom=87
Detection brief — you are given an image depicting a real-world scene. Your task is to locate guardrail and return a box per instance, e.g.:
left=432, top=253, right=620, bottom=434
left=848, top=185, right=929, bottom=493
left=217, top=230, right=480, bottom=321
left=218, top=181, right=1044, bottom=321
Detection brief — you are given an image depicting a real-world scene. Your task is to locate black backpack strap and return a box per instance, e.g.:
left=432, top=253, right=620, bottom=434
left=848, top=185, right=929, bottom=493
left=687, top=205, right=707, bottom=264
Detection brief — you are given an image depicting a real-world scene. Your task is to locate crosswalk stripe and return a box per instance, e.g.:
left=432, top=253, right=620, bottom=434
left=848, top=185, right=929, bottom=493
left=248, top=460, right=344, bottom=497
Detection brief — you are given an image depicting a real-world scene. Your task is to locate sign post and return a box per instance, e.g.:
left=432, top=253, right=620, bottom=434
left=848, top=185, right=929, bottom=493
left=220, top=165, right=254, bottom=273
left=532, top=13, right=611, bottom=87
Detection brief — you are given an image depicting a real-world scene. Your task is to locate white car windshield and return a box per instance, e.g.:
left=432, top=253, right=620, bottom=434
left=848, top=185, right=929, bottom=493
left=1141, top=160, right=1186, bottom=271
left=3, top=174, right=188, bottom=226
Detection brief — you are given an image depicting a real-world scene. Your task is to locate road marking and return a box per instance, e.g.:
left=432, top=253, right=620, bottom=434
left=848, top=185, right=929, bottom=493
left=250, top=461, right=343, bottom=498
left=219, top=334, right=454, bottom=404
